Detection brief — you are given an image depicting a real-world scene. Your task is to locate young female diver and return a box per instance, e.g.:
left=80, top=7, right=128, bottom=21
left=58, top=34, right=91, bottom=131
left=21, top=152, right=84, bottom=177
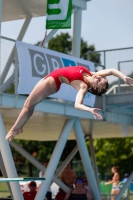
left=5, top=66, right=133, bottom=141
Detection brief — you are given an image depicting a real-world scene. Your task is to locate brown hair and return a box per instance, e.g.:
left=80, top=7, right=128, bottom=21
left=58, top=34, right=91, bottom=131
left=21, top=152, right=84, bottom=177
left=113, top=166, right=119, bottom=172
left=88, top=81, right=109, bottom=96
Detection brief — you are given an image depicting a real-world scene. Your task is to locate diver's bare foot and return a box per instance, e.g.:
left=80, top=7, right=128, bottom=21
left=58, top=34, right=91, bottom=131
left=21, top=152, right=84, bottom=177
left=5, top=128, right=23, bottom=141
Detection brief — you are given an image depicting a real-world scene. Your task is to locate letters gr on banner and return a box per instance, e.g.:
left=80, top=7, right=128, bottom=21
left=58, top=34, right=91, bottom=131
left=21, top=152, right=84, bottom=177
left=46, top=0, right=72, bottom=29
left=28, top=49, right=91, bottom=79
left=28, top=49, right=63, bottom=78
left=16, top=41, right=95, bottom=107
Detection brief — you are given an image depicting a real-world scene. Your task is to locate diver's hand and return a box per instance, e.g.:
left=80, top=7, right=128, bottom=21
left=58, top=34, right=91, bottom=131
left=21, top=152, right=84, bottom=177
left=124, top=77, right=133, bottom=86
left=89, top=108, right=103, bottom=120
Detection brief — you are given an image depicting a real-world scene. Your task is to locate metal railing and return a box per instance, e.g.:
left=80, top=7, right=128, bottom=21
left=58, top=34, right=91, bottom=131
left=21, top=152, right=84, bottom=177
left=87, top=47, right=133, bottom=94
left=106, top=84, right=132, bottom=95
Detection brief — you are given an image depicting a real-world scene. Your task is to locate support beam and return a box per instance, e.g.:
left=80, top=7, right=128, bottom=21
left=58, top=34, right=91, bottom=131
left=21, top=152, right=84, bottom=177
left=42, top=29, right=58, bottom=47
left=115, top=172, right=133, bottom=200
left=88, top=134, right=100, bottom=192
left=0, top=115, right=23, bottom=200
left=106, top=106, right=133, bottom=116
left=55, top=145, right=79, bottom=177
left=73, top=0, right=87, bottom=9
left=15, top=48, right=19, bottom=95
left=0, top=0, right=3, bottom=92
left=0, top=151, right=7, bottom=177
left=42, top=8, right=77, bottom=47
left=74, top=118, right=101, bottom=200
left=0, top=0, right=3, bottom=35
left=35, top=118, right=75, bottom=200
left=0, top=93, right=133, bottom=125
left=0, top=93, right=93, bottom=119
left=0, top=15, right=32, bottom=85
left=106, top=111, right=133, bottom=125
left=0, top=151, right=13, bottom=198
left=0, top=72, right=15, bottom=92
left=106, top=93, right=133, bottom=104
left=10, top=140, right=69, bottom=193
left=72, top=8, right=82, bottom=57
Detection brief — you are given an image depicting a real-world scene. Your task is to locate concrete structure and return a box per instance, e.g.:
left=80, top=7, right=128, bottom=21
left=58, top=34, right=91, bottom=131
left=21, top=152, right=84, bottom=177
left=0, top=1, right=133, bottom=200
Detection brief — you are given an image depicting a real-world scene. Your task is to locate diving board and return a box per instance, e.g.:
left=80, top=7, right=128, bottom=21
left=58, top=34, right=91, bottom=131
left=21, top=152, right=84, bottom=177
left=0, top=177, right=46, bottom=182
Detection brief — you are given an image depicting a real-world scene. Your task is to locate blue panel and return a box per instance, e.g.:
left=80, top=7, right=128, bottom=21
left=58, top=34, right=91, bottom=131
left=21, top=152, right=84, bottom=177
left=84, top=93, right=93, bottom=99
left=62, top=58, right=76, bottom=67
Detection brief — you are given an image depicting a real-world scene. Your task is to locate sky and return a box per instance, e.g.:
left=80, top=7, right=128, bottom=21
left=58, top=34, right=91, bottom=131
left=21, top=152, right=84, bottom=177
left=1, top=0, right=133, bottom=51
left=1, top=0, right=133, bottom=84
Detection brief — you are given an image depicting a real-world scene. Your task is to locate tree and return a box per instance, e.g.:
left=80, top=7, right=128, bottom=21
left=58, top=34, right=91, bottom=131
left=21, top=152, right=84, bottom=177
left=47, top=32, right=100, bottom=63
left=10, top=139, right=79, bottom=177
left=86, top=137, right=133, bottom=180
left=48, top=32, right=72, bottom=55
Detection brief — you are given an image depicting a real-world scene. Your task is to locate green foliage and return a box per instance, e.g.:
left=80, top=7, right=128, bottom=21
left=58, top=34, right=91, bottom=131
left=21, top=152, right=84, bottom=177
left=10, top=139, right=80, bottom=177
left=80, top=40, right=100, bottom=63
left=5, top=83, right=15, bottom=94
left=87, top=137, right=133, bottom=180
left=48, top=32, right=72, bottom=54
left=36, top=32, right=100, bottom=63
left=11, top=140, right=56, bottom=176
left=10, top=137, right=133, bottom=179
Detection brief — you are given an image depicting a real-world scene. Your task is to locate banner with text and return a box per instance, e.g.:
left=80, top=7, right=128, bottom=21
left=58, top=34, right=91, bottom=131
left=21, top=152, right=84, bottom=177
left=46, top=0, right=72, bottom=29
left=16, top=41, right=96, bottom=107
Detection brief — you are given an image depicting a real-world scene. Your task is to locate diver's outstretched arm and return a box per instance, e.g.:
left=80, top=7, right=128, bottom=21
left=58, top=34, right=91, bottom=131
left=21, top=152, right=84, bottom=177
left=94, top=68, right=133, bottom=85
left=74, top=85, right=102, bottom=120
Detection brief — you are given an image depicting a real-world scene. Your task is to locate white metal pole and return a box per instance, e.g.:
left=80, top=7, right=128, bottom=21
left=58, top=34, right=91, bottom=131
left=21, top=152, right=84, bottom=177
left=74, top=118, right=101, bottom=200
left=55, top=145, right=79, bottom=177
left=115, top=172, right=133, bottom=200
left=10, top=140, right=69, bottom=192
left=118, top=62, right=121, bottom=93
left=72, top=8, right=82, bottom=57
left=35, top=118, right=75, bottom=200
left=0, top=0, right=3, bottom=93
left=89, top=134, right=100, bottom=192
left=42, top=29, right=58, bottom=46
left=0, top=0, right=2, bottom=37
left=0, top=15, right=32, bottom=85
left=42, top=7, right=77, bottom=47
left=0, top=115, right=23, bottom=200
left=0, top=151, right=13, bottom=198
left=0, top=74, right=15, bottom=92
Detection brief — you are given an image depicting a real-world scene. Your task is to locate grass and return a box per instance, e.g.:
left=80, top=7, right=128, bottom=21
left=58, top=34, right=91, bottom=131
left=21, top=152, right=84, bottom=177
left=0, top=182, right=11, bottom=198
left=101, top=193, right=133, bottom=200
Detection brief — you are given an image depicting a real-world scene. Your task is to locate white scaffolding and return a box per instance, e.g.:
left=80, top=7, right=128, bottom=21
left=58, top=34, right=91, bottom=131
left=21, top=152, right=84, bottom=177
left=0, top=0, right=102, bottom=200
left=0, top=1, right=133, bottom=200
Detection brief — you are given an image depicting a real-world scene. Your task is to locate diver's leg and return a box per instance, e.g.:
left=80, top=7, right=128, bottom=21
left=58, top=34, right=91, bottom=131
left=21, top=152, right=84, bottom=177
left=5, top=77, right=57, bottom=141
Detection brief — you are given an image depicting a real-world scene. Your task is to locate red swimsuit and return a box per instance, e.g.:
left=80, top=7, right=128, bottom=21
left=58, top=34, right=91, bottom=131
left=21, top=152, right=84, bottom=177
left=44, top=66, right=92, bottom=91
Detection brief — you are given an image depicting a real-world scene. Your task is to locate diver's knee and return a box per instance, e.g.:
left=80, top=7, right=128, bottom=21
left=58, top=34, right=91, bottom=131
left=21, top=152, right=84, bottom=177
left=24, top=99, right=34, bottom=111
